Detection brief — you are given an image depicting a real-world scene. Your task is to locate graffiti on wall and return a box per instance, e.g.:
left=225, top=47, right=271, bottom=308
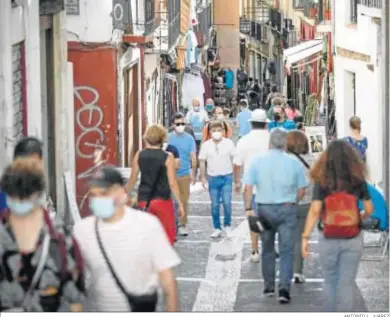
left=74, top=86, right=107, bottom=214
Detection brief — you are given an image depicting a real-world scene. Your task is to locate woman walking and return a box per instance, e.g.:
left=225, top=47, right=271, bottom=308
left=301, top=140, right=373, bottom=311
left=344, top=116, right=368, bottom=162
left=126, top=124, right=185, bottom=245
left=285, top=130, right=313, bottom=284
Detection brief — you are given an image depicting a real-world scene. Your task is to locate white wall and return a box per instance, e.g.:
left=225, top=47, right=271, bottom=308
left=0, top=1, right=42, bottom=168
left=67, top=0, right=113, bottom=42
left=144, top=53, right=160, bottom=125
left=334, top=3, right=382, bottom=183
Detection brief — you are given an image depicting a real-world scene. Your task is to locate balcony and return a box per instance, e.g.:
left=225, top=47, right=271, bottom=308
left=358, top=0, right=381, bottom=8
left=168, top=0, right=180, bottom=49
left=240, top=17, right=267, bottom=42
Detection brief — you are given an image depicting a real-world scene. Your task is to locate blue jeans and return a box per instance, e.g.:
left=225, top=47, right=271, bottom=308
left=256, top=203, right=297, bottom=291
left=319, top=234, right=363, bottom=312
left=207, top=174, right=233, bottom=229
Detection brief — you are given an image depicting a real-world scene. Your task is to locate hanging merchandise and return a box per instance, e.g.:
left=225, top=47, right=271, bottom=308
left=186, top=30, right=199, bottom=66
left=163, top=74, right=178, bottom=127
left=181, top=65, right=205, bottom=110
left=224, top=68, right=234, bottom=89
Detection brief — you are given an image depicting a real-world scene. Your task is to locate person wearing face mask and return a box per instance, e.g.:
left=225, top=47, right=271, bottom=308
left=168, top=113, right=197, bottom=236
left=236, top=99, right=252, bottom=139
left=0, top=158, right=86, bottom=312
left=0, top=137, right=52, bottom=216
left=202, top=106, right=233, bottom=141
left=268, top=100, right=297, bottom=132
left=185, top=99, right=209, bottom=155
left=126, top=124, right=185, bottom=244
left=73, top=166, right=181, bottom=312
left=199, top=121, right=236, bottom=238
left=204, top=98, right=215, bottom=115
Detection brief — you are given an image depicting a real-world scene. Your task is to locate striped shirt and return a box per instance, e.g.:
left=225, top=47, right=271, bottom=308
left=73, top=207, right=181, bottom=311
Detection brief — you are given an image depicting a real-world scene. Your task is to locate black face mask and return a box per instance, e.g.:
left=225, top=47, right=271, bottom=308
left=274, top=113, right=281, bottom=121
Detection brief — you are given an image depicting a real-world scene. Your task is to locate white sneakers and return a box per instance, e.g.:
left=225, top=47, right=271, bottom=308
left=294, top=273, right=306, bottom=284
left=210, top=229, right=222, bottom=238
left=210, top=227, right=232, bottom=238
left=178, top=226, right=188, bottom=236
left=251, top=251, right=260, bottom=263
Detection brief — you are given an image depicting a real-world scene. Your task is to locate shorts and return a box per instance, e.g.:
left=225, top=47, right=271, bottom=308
left=138, top=199, right=176, bottom=245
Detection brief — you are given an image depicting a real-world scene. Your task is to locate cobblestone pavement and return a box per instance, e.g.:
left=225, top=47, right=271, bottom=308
left=160, top=123, right=389, bottom=312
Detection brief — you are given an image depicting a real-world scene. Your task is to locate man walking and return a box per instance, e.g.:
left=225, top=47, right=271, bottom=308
left=74, top=166, right=180, bottom=311
left=268, top=98, right=296, bottom=131
left=186, top=98, right=209, bottom=154
left=199, top=121, right=236, bottom=238
left=202, top=106, right=233, bottom=141
left=236, top=99, right=252, bottom=139
left=234, top=109, right=270, bottom=262
left=243, top=129, right=308, bottom=304
left=169, top=113, right=197, bottom=236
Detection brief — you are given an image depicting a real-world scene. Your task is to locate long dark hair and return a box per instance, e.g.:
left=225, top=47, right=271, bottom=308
left=310, top=140, right=366, bottom=192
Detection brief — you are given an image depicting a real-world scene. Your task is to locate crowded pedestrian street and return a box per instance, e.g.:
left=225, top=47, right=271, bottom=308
left=165, top=182, right=389, bottom=312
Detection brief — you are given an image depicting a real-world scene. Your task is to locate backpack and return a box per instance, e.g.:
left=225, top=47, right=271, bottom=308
left=321, top=192, right=361, bottom=239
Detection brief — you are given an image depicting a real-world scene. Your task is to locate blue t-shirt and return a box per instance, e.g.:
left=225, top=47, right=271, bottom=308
left=244, top=150, right=309, bottom=204
left=344, top=136, right=368, bottom=160
left=188, top=113, right=205, bottom=141
left=166, top=144, right=180, bottom=158
left=168, top=132, right=196, bottom=177
left=237, top=109, right=252, bottom=137
left=225, top=69, right=234, bottom=89
left=0, top=191, right=7, bottom=214
left=268, top=120, right=296, bottom=131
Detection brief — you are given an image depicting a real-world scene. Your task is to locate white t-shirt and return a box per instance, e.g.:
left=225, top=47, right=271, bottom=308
left=73, top=207, right=181, bottom=312
left=233, top=129, right=270, bottom=193
left=185, top=109, right=209, bottom=123
left=198, top=138, right=236, bottom=176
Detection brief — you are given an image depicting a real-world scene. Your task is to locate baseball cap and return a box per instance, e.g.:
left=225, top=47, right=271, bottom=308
left=249, top=109, right=270, bottom=123
left=88, top=165, right=126, bottom=188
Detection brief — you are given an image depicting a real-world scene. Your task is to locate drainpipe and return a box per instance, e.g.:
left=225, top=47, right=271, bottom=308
left=382, top=0, right=389, bottom=204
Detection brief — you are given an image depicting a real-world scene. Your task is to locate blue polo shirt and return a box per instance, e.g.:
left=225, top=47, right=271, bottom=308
left=168, top=132, right=196, bottom=177
left=237, top=109, right=252, bottom=137
left=0, top=192, right=7, bottom=213
left=244, top=150, right=308, bottom=204
left=268, top=120, right=296, bottom=131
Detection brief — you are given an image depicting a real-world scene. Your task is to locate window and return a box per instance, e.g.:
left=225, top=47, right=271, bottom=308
left=145, top=0, right=154, bottom=23
left=350, top=0, right=358, bottom=24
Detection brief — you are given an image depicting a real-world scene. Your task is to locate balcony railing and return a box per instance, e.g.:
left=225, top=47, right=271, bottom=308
left=240, top=17, right=268, bottom=42
left=358, top=0, right=381, bottom=8
left=144, top=0, right=155, bottom=35
left=168, top=0, right=180, bottom=49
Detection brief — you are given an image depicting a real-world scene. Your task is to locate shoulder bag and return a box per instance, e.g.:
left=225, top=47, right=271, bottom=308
left=94, top=219, right=158, bottom=312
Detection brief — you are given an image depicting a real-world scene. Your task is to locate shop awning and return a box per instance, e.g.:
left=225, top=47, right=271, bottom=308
left=284, top=39, right=323, bottom=65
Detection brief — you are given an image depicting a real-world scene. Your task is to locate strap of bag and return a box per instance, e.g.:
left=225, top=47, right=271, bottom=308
left=291, top=152, right=310, bottom=169
left=94, top=219, right=130, bottom=298
left=144, top=163, right=164, bottom=210
left=26, top=232, right=51, bottom=296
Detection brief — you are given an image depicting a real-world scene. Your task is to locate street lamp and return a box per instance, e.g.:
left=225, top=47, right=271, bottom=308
left=240, top=16, right=251, bottom=34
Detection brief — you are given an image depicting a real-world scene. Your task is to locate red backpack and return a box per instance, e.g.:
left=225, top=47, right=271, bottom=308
left=321, top=192, right=361, bottom=239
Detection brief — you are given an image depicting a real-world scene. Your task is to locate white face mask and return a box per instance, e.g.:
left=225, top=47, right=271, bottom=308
left=175, top=125, right=185, bottom=133
left=211, top=131, right=222, bottom=141
left=193, top=106, right=200, bottom=112
left=216, top=114, right=224, bottom=120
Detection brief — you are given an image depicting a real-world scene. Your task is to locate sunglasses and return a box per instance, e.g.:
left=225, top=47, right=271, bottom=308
left=175, top=123, right=186, bottom=126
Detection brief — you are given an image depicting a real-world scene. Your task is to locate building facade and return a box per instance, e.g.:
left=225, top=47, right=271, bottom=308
left=0, top=0, right=72, bottom=218
left=333, top=0, right=382, bottom=183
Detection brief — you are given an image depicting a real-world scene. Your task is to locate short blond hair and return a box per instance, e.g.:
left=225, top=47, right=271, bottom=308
left=143, top=124, right=167, bottom=146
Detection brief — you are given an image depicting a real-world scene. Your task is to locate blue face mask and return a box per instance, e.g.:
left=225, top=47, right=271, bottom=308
left=89, top=197, right=115, bottom=219
left=7, top=197, right=35, bottom=216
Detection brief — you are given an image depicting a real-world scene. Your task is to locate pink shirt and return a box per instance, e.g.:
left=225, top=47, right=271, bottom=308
left=285, top=108, right=301, bottom=120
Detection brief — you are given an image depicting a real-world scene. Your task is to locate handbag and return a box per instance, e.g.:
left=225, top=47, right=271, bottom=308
left=5, top=232, right=51, bottom=312
left=247, top=214, right=274, bottom=234
left=94, top=219, right=158, bottom=312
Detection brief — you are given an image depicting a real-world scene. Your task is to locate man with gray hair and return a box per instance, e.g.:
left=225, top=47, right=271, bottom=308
left=243, top=128, right=308, bottom=304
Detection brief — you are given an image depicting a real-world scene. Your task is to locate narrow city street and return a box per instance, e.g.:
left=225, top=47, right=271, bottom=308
left=163, top=186, right=389, bottom=312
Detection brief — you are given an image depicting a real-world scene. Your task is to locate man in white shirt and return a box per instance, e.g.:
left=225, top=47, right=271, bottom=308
left=73, top=166, right=181, bottom=312
left=199, top=121, right=236, bottom=238
left=233, top=109, right=270, bottom=262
